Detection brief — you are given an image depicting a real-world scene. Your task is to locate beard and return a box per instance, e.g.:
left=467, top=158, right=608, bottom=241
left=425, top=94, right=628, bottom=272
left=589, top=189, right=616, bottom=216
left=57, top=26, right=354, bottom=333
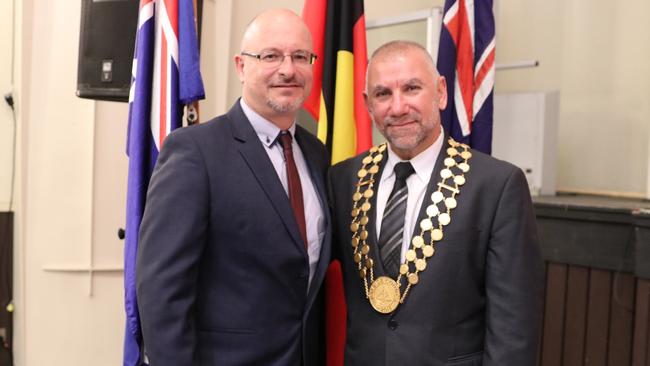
left=266, top=74, right=307, bottom=113
left=379, top=112, right=438, bottom=152
left=266, top=96, right=304, bottom=113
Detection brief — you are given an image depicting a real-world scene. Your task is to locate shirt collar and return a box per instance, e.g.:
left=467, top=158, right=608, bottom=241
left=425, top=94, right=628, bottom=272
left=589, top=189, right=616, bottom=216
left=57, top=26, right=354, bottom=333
left=384, top=128, right=444, bottom=184
left=240, top=98, right=297, bottom=147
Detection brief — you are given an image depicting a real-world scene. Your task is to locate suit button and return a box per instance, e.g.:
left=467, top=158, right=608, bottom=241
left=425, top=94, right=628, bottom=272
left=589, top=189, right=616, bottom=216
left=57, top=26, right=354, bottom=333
left=387, top=319, right=398, bottom=330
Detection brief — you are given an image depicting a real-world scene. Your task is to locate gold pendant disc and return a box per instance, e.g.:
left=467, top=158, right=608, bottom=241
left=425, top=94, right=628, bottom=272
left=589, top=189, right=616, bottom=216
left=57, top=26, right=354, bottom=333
left=368, top=276, right=400, bottom=314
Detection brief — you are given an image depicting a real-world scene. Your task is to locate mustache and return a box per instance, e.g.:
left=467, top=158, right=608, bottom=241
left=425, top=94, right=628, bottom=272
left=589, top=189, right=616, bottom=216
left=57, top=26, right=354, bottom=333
left=270, top=76, right=304, bottom=88
left=384, top=113, right=421, bottom=126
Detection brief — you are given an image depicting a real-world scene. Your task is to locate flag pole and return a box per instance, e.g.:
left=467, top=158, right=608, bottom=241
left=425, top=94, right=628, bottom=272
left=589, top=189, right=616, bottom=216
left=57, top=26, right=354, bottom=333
left=186, top=0, right=201, bottom=125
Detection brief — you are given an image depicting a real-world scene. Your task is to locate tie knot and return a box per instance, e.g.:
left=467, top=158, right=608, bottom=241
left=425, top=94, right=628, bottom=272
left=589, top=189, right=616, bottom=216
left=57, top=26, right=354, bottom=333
left=278, top=131, right=292, bottom=151
left=394, top=161, right=415, bottom=182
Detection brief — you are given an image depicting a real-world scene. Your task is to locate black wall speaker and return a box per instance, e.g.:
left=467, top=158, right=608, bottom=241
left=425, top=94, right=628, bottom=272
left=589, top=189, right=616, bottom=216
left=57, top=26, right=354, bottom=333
left=76, top=0, right=139, bottom=102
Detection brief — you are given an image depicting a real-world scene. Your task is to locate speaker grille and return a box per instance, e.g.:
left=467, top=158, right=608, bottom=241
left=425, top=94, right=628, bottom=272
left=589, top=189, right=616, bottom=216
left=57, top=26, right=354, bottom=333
left=76, top=0, right=139, bottom=102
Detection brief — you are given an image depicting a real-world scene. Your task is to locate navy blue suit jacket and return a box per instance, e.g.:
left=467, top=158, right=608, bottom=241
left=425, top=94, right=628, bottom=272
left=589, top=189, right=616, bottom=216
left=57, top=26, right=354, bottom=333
left=137, top=101, right=331, bottom=365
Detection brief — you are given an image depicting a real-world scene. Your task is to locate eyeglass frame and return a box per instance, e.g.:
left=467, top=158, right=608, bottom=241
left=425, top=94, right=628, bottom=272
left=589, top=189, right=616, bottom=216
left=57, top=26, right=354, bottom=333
left=240, top=50, right=318, bottom=66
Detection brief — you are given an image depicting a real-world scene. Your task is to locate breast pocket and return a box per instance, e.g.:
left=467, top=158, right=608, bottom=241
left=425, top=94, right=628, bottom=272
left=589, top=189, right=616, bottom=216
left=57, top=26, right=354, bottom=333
left=434, top=227, right=481, bottom=253
left=446, top=350, right=483, bottom=365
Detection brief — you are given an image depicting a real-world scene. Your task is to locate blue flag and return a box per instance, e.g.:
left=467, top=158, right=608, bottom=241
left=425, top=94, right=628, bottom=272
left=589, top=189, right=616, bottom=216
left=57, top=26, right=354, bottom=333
left=124, top=1, right=204, bottom=364
left=437, top=0, right=495, bottom=154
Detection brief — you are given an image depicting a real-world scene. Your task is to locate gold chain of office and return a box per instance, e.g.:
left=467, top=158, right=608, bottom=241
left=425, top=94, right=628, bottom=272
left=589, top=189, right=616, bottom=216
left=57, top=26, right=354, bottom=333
left=349, top=138, right=473, bottom=314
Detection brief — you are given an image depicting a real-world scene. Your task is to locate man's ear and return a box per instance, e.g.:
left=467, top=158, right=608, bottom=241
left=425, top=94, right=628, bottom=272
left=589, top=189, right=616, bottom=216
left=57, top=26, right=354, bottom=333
left=234, top=54, right=245, bottom=83
left=363, top=92, right=370, bottom=112
left=437, top=76, right=448, bottom=110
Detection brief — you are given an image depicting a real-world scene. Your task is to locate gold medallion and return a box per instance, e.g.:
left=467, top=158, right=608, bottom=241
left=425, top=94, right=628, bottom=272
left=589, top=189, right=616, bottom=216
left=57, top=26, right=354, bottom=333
left=426, top=204, right=439, bottom=217
left=444, top=157, right=456, bottom=167
left=348, top=139, right=472, bottom=314
left=445, top=197, right=457, bottom=209
left=368, top=276, right=400, bottom=314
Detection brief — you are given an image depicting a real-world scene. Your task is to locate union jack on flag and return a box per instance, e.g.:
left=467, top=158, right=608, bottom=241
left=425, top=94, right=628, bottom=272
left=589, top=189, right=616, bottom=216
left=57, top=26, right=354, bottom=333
left=124, top=0, right=204, bottom=365
left=437, top=0, right=495, bottom=154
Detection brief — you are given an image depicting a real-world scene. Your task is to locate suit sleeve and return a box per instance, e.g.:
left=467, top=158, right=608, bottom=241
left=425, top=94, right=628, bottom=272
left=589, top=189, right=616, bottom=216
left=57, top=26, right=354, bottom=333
left=136, top=129, right=209, bottom=365
left=484, top=167, right=545, bottom=366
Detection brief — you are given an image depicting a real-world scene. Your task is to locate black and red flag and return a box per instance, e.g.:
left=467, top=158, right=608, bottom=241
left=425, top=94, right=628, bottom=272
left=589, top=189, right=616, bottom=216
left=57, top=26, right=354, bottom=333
left=302, top=1, right=372, bottom=365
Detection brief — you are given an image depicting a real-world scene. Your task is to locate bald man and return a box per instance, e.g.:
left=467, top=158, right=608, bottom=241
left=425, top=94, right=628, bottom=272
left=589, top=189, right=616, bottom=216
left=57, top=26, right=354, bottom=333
left=330, top=41, right=544, bottom=365
left=137, top=9, right=330, bottom=365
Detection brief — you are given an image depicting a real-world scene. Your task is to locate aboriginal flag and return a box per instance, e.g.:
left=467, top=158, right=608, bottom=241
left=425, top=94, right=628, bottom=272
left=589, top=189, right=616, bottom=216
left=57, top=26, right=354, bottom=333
left=302, top=0, right=372, bottom=164
left=302, top=1, right=372, bottom=365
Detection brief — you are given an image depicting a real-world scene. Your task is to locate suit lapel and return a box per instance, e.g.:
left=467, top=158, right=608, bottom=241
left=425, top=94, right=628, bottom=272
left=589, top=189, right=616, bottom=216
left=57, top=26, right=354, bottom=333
left=367, top=150, right=389, bottom=276
left=295, top=127, right=331, bottom=307
left=227, top=102, right=307, bottom=256
left=410, top=134, right=449, bottom=238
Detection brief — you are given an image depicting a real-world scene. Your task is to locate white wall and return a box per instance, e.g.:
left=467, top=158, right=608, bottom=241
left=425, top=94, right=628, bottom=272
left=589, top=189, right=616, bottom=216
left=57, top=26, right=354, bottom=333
left=12, top=1, right=126, bottom=365
left=0, top=0, right=15, bottom=211
left=496, top=0, right=650, bottom=196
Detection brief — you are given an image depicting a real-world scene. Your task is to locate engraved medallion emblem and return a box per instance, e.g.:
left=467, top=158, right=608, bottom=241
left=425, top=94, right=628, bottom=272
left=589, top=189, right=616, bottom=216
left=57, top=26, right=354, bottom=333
left=348, top=139, right=472, bottom=314
left=368, top=276, right=400, bottom=314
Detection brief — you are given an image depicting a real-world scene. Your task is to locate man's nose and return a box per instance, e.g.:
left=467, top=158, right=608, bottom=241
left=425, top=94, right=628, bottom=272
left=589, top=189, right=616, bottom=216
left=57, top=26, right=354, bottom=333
left=277, top=55, right=297, bottom=77
left=390, top=94, right=409, bottom=116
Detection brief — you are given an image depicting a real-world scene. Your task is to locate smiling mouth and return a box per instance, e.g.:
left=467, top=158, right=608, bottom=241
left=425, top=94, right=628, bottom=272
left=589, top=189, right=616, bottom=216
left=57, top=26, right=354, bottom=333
left=271, top=84, right=302, bottom=88
left=388, top=120, right=417, bottom=128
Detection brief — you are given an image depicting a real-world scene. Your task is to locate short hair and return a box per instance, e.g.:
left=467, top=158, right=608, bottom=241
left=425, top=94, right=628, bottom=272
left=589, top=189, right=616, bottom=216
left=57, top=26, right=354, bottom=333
left=370, top=40, right=436, bottom=69
left=366, top=40, right=439, bottom=92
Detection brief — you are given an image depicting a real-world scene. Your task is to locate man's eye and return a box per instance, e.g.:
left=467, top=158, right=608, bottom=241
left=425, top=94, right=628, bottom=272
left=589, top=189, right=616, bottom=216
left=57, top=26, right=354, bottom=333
left=261, top=53, right=281, bottom=62
left=405, top=85, right=421, bottom=92
left=374, top=90, right=389, bottom=98
left=292, top=53, right=310, bottom=63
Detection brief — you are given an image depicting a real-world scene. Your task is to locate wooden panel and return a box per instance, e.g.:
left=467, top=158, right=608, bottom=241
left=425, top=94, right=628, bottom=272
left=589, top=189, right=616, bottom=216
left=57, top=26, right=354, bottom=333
left=538, top=262, right=549, bottom=366
left=607, top=272, right=635, bottom=366
left=563, top=265, right=590, bottom=366
left=632, top=279, right=650, bottom=366
left=0, top=212, right=13, bottom=366
left=584, top=269, right=612, bottom=366
left=541, top=263, right=568, bottom=366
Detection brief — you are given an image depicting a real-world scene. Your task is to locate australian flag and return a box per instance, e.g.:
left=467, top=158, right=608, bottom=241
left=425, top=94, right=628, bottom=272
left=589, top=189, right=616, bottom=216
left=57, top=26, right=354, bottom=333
left=123, top=0, right=204, bottom=365
left=437, top=0, right=495, bottom=154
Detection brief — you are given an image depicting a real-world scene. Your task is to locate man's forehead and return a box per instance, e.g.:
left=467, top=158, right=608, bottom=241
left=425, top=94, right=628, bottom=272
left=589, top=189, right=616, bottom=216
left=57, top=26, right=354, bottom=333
left=241, top=12, right=312, bottom=51
left=370, top=77, right=425, bottom=89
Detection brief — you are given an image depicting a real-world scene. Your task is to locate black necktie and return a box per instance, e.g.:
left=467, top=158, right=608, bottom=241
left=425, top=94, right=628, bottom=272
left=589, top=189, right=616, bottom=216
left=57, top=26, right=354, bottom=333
left=278, top=131, right=308, bottom=249
left=378, top=161, right=415, bottom=277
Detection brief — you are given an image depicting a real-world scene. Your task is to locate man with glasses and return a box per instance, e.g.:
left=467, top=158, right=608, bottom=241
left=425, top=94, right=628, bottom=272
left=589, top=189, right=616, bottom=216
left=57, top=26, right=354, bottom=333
left=137, top=9, right=330, bottom=366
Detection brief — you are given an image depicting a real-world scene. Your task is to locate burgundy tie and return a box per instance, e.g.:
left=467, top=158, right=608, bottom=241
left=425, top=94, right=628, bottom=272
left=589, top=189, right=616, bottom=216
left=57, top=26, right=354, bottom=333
left=279, top=132, right=308, bottom=249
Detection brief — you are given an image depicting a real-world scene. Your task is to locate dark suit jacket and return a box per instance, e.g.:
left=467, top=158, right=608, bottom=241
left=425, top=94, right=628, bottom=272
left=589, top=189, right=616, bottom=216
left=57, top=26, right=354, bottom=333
left=329, top=135, right=544, bottom=366
left=137, top=101, right=331, bottom=366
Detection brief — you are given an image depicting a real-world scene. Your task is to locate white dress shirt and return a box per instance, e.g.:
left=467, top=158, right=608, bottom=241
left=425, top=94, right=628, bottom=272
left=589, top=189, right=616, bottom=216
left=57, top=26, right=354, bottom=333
left=375, top=131, right=444, bottom=263
left=240, top=99, right=325, bottom=287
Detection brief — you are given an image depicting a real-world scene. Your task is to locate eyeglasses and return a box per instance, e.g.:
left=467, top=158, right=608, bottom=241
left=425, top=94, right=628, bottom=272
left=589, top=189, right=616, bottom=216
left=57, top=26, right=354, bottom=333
left=241, top=50, right=317, bottom=66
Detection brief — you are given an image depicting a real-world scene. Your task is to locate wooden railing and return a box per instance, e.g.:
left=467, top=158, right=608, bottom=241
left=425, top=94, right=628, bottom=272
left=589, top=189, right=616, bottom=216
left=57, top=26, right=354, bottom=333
left=535, top=195, right=650, bottom=366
